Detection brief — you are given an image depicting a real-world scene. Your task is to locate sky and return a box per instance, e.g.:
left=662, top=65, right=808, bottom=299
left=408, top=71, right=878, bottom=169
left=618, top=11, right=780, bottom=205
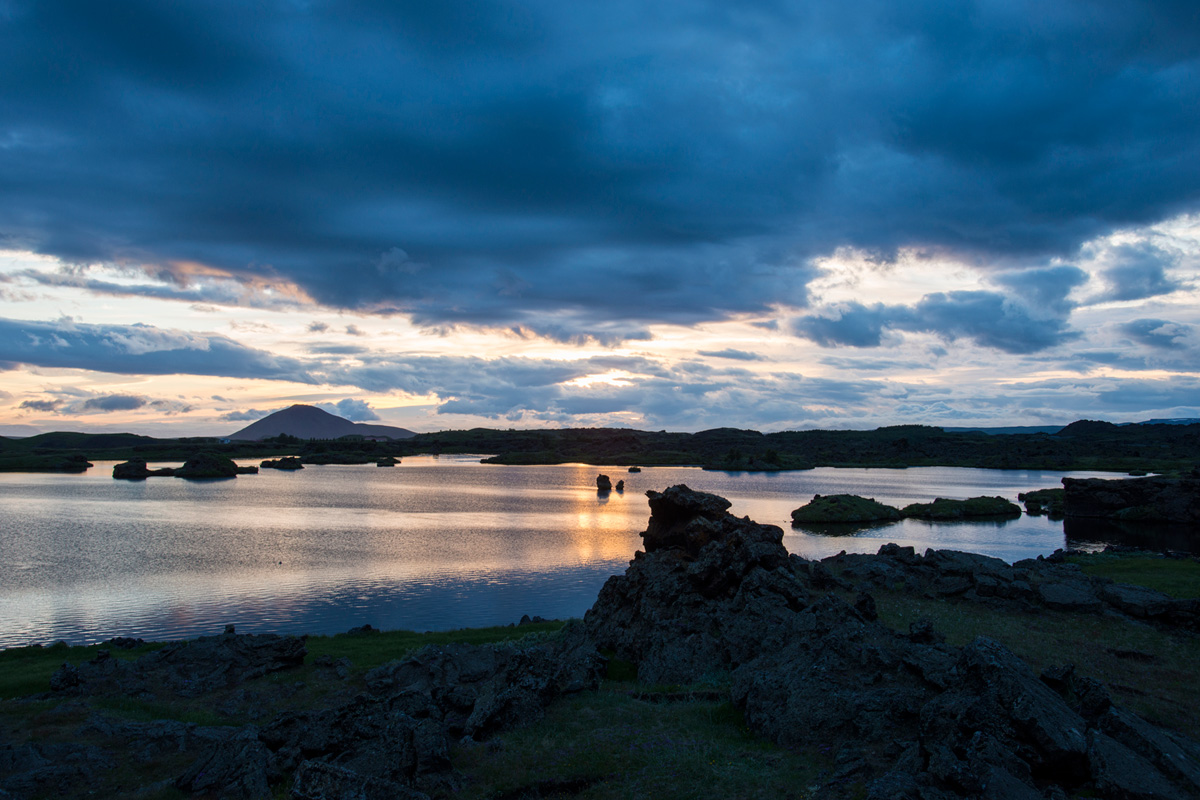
left=1, top=0, right=1199, bottom=437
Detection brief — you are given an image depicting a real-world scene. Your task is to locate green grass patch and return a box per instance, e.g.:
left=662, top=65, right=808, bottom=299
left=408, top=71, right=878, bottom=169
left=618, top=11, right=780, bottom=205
left=452, top=682, right=822, bottom=800
left=1066, top=553, right=1200, bottom=599
left=871, top=589, right=1200, bottom=739
left=303, top=621, right=567, bottom=671
left=0, top=641, right=163, bottom=699
left=89, top=695, right=235, bottom=727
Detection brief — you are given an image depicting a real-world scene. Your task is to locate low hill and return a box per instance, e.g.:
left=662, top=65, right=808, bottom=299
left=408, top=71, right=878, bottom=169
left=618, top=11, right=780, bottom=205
left=229, top=405, right=416, bottom=441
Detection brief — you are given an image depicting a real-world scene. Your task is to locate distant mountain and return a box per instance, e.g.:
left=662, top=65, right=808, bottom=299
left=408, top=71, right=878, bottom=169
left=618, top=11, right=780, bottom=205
left=228, top=405, right=416, bottom=441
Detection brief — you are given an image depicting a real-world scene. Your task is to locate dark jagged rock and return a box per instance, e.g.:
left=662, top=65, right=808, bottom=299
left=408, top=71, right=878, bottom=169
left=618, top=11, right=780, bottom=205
left=1063, top=475, right=1200, bottom=523
left=791, top=493, right=902, bottom=524
left=901, top=496, right=1021, bottom=519
left=50, top=629, right=307, bottom=698
left=260, top=456, right=304, bottom=470
left=112, top=459, right=174, bottom=479
left=615, top=479, right=624, bottom=492
left=628, top=466, right=641, bottom=472
left=1019, top=487, right=1065, bottom=517
left=596, top=473, right=612, bottom=492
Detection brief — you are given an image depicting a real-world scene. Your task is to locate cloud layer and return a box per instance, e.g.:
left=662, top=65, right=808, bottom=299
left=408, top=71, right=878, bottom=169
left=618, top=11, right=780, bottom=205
left=2, top=1, right=1199, bottom=339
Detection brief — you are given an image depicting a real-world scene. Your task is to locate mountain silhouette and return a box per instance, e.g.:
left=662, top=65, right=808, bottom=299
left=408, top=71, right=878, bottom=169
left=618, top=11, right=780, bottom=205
left=228, top=405, right=416, bottom=441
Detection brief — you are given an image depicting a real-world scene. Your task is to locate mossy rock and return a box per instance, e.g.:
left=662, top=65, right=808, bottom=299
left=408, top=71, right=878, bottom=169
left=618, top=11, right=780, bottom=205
left=261, top=456, right=305, bottom=470
left=791, top=494, right=902, bottom=524
left=1018, top=488, right=1064, bottom=518
left=901, top=496, right=1021, bottom=520
left=175, top=452, right=245, bottom=479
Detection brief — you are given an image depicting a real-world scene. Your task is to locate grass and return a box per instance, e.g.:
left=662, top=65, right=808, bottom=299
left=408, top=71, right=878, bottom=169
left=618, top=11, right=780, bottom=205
left=303, top=621, right=566, bottom=671
left=869, top=588, right=1200, bottom=739
left=452, top=682, right=823, bottom=800
left=1067, top=552, right=1200, bottom=599
left=0, top=640, right=163, bottom=699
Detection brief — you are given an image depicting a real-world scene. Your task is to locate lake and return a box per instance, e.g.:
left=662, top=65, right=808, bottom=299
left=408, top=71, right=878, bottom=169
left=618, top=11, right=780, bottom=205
left=0, top=458, right=1146, bottom=648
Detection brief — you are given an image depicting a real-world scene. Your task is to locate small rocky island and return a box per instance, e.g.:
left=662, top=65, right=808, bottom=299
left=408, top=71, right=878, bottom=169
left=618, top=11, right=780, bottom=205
left=791, top=493, right=1021, bottom=526
left=113, top=452, right=258, bottom=480
left=260, top=456, right=304, bottom=470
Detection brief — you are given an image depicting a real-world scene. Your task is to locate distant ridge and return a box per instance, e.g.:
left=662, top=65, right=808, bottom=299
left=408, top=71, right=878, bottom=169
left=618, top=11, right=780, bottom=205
left=228, top=404, right=416, bottom=441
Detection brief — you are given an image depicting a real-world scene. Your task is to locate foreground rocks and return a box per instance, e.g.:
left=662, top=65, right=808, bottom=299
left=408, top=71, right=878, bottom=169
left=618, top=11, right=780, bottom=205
left=589, top=484, right=1200, bottom=799
left=15, top=624, right=603, bottom=799
left=5, top=485, right=1198, bottom=799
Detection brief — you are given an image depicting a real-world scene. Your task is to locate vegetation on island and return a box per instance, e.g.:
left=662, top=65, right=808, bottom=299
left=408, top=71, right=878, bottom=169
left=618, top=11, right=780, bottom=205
left=791, top=494, right=1022, bottom=526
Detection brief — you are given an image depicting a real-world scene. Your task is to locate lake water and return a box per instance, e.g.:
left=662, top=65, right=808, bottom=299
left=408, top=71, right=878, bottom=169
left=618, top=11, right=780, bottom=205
left=0, top=458, right=1146, bottom=648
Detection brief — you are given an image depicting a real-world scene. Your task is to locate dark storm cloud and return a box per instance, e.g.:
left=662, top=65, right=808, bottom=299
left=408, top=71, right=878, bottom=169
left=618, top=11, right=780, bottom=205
left=0, top=317, right=317, bottom=383
left=3, top=1, right=1198, bottom=338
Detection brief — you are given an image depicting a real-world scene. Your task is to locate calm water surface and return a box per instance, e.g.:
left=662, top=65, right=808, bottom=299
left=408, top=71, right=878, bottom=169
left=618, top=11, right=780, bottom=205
left=0, top=458, right=1130, bottom=647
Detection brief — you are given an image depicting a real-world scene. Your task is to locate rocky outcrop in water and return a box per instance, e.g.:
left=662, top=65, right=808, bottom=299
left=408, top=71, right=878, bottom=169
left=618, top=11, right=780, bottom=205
left=1063, top=473, right=1200, bottom=523
left=596, top=474, right=612, bottom=492
left=791, top=494, right=903, bottom=524
left=260, top=456, right=304, bottom=470
left=900, top=495, right=1021, bottom=519
left=1019, top=487, right=1065, bottom=517
left=112, top=453, right=257, bottom=480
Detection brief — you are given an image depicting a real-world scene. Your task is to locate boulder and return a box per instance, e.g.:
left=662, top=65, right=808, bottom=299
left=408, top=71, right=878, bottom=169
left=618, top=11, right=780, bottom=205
left=112, top=459, right=153, bottom=479
left=596, top=474, right=612, bottom=492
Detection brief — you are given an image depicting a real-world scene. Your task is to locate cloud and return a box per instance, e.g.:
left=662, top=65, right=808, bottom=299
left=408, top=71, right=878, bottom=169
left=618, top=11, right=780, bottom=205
left=345, top=325, right=364, bottom=336
left=19, top=398, right=61, bottom=412
left=1119, top=318, right=1193, bottom=350
left=81, top=394, right=145, bottom=412
left=220, top=408, right=276, bottom=422
left=1095, top=242, right=1184, bottom=302
left=697, top=349, right=766, bottom=361
left=0, top=317, right=317, bottom=383
left=793, top=287, right=1081, bottom=354
left=307, top=321, right=329, bottom=334
left=2, top=1, right=1198, bottom=338
left=318, top=398, right=380, bottom=422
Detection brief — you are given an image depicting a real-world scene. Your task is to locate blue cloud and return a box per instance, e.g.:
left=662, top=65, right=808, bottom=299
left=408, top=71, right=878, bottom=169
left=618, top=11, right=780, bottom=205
left=0, top=317, right=316, bottom=383
left=1119, top=318, right=1193, bottom=350
left=1097, top=243, right=1184, bottom=302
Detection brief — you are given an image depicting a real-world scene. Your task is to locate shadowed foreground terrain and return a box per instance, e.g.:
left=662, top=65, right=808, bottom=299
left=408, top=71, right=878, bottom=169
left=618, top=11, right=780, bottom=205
left=1, top=487, right=1198, bottom=798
